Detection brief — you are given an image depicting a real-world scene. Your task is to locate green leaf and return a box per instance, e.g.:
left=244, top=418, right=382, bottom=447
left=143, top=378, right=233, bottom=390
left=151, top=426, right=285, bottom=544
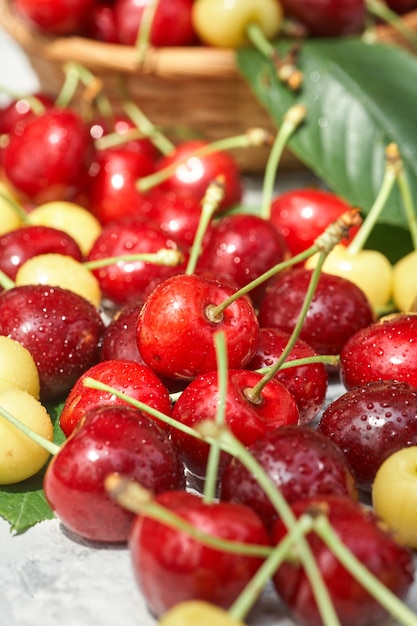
left=236, top=37, right=417, bottom=257
left=0, top=401, right=65, bottom=533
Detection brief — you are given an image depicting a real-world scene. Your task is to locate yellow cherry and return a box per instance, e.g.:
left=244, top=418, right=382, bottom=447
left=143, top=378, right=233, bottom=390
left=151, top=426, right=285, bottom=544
left=372, top=446, right=417, bottom=549
left=392, top=250, right=417, bottom=313
left=15, top=253, right=102, bottom=308
left=28, top=201, right=102, bottom=256
left=192, top=0, right=283, bottom=48
left=305, top=244, right=393, bottom=311
left=158, top=601, right=246, bottom=626
left=0, top=336, right=40, bottom=399
left=0, top=388, right=53, bottom=485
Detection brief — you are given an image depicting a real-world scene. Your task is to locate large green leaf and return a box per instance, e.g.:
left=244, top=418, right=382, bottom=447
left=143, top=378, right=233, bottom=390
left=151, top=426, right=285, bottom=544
left=236, top=37, right=417, bottom=247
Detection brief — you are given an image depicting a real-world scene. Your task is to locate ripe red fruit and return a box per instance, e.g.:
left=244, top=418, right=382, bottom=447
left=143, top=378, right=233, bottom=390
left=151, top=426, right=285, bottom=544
left=318, top=380, right=417, bottom=491
left=14, top=0, right=97, bottom=34
left=137, top=274, right=259, bottom=381
left=246, top=327, right=328, bottom=424
left=0, top=285, right=104, bottom=401
left=340, top=313, right=417, bottom=389
left=279, top=0, right=366, bottom=37
left=128, top=490, right=270, bottom=616
left=271, top=495, right=415, bottom=626
left=3, top=107, right=95, bottom=203
left=44, top=405, right=185, bottom=543
left=258, top=268, right=374, bottom=355
left=220, top=425, right=357, bottom=530
left=59, top=358, right=173, bottom=438
left=170, top=368, right=300, bottom=479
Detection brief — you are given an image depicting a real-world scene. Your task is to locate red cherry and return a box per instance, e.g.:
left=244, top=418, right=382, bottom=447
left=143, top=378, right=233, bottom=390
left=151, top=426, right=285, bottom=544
left=128, top=490, right=270, bottom=616
left=84, top=0, right=119, bottom=42
left=0, top=225, right=83, bottom=281
left=269, top=188, right=359, bottom=259
left=145, top=189, right=202, bottom=251
left=271, top=495, right=415, bottom=626
left=44, top=405, right=185, bottom=543
left=87, top=215, right=186, bottom=306
left=318, top=379, right=417, bottom=492
left=170, top=368, right=300, bottom=479
left=258, top=268, right=374, bottom=355
left=13, top=0, right=97, bottom=34
left=279, top=0, right=366, bottom=36
left=100, top=299, right=146, bottom=364
left=0, top=92, right=54, bottom=135
left=59, top=358, right=173, bottom=438
left=151, top=140, right=243, bottom=211
left=340, top=313, right=417, bottom=389
left=0, top=285, right=104, bottom=401
left=114, top=0, right=197, bottom=46
left=136, top=274, right=259, bottom=381
left=196, top=213, right=289, bottom=305
left=246, top=327, right=328, bottom=424
left=220, top=425, right=357, bottom=530
left=3, top=107, right=95, bottom=203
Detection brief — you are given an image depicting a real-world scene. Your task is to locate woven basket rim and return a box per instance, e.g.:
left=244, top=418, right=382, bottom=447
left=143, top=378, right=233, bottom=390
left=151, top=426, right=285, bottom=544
left=1, top=1, right=417, bottom=78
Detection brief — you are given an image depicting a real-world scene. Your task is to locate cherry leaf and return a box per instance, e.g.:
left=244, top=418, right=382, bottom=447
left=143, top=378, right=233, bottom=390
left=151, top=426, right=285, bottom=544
left=236, top=37, right=417, bottom=258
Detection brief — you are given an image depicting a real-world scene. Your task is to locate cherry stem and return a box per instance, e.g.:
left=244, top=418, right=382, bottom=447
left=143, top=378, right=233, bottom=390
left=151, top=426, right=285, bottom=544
left=185, top=176, right=225, bottom=275
left=365, top=0, right=417, bottom=51
left=0, top=405, right=60, bottom=456
left=208, top=209, right=361, bottom=322
left=395, top=157, right=417, bottom=250
left=84, top=249, right=185, bottom=271
left=229, top=514, right=315, bottom=621
left=198, top=423, right=341, bottom=626
left=56, top=63, right=112, bottom=118
left=136, top=128, right=272, bottom=193
left=314, top=514, right=417, bottom=626
left=0, top=89, right=47, bottom=115
left=246, top=251, right=328, bottom=403
left=123, top=100, right=174, bottom=155
left=104, top=473, right=271, bottom=558
left=0, top=190, right=30, bottom=223
left=134, top=0, right=158, bottom=66
left=346, top=142, right=400, bottom=255
left=260, top=103, right=307, bottom=220
left=0, top=267, right=16, bottom=291
left=202, top=331, right=228, bottom=504
left=255, top=353, right=340, bottom=376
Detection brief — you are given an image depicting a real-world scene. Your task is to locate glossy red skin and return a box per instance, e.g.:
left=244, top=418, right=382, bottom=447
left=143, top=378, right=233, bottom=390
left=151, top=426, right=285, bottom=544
left=128, top=490, right=270, bottom=616
left=137, top=274, right=259, bottom=381
left=196, top=213, right=289, bottom=305
left=220, top=425, right=357, bottom=531
left=114, top=0, right=197, bottom=46
left=258, top=268, right=374, bottom=355
left=0, top=93, right=54, bottom=135
left=271, top=495, right=415, bottom=626
left=246, top=327, right=328, bottom=424
left=145, top=189, right=202, bottom=251
left=269, top=188, right=358, bottom=259
left=170, top=369, right=299, bottom=478
left=90, top=114, right=159, bottom=162
left=14, top=0, right=97, bottom=34
left=59, top=358, right=172, bottom=438
left=385, top=0, right=417, bottom=13
left=3, top=107, right=94, bottom=202
left=153, top=140, right=243, bottom=211
left=318, top=380, right=417, bottom=492
left=84, top=1, right=119, bottom=42
left=280, top=0, right=365, bottom=36
left=340, top=313, right=417, bottom=389
left=0, top=285, right=104, bottom=401
left=100, top=300, right=146, bottom=364
left=44, top=405, right=185, bottom=543
left=86, top=147, right=156, bottom=225
left=0, top=225, right=83, bottom=280
left=87, top=215, right=187, bottom=306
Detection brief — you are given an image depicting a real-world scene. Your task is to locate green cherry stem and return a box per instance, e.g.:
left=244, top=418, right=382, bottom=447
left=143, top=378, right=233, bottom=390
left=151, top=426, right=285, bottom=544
left=395, top=154, right=417, bottom=250
left=55, top=62, right=113, bottom=118
left=255, top=354, right=340, bottom=374
left=185, top=176, right=225, bottom=275
left=0, top=267, right=16, bottom=291
left=136, top=128, right=272, bottom=194
left=314, top=514, right=417, bottom=626
left=0, top=405, right=60, bottom=456
left=346, top=142, right=400, bottom=256
left=260, top=103, right=307, bottom=220
left=123, top=99, right=175, bottom=155
left=197, top=422, right=341, bottom=626
left=134, top=0, right=159, bottom=66
left=104, top=473, right=271, bottom=558
left=202, top=331, right=228, bottom=504
left=84, top=249, right=185, bottom=271
left=365, top=0, right=417, bottom=51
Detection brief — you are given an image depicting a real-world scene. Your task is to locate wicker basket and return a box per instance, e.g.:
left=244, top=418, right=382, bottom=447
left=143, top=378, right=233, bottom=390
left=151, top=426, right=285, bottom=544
left=1, top=1, right=417, bottom=173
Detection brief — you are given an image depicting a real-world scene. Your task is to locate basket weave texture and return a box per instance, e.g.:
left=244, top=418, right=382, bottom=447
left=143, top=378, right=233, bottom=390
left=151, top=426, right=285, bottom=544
left=1, top=2, right=417, bottom=173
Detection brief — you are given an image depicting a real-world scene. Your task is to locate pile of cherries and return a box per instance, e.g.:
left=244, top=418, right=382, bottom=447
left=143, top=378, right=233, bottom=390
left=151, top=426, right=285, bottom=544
left=1, top=65, right=417, bottom=626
